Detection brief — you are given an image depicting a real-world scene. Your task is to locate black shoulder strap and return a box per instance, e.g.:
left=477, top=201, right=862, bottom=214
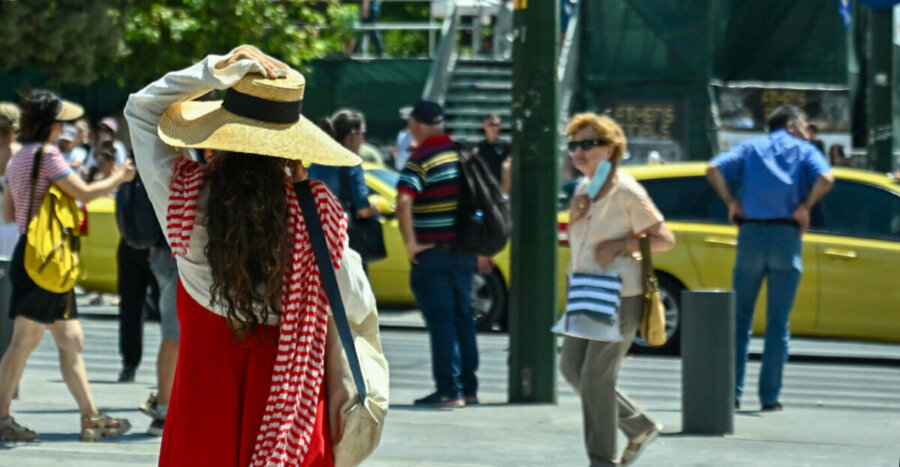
left=26, top=144, right=46, bottom=224
left=294, top=180, right=368, bottom=404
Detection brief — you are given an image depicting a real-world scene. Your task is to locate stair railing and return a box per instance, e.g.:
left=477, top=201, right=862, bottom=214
left=422, top=2, right=460, bottom=105
left=557, top=0, right=582, bottom=157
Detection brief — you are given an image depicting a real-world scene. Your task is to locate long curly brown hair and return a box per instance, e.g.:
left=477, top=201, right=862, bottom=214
left=205, top=152, right=291, bottom=333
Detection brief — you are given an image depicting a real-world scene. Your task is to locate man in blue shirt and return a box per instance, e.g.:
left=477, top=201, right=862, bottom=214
left=706, top=105, right=834, bottom=412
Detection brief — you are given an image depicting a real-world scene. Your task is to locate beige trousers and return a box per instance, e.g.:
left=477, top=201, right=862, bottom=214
left=559, top=296, right=657, bottom=466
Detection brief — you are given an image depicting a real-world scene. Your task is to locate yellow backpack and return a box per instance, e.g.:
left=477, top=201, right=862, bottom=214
left=24, top=145, right=84, bottom=293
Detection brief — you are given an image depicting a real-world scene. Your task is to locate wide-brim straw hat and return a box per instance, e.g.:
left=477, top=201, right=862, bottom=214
left=56, top=99, right=84, bottom=122
left=158, top=67, right=360, bottom=166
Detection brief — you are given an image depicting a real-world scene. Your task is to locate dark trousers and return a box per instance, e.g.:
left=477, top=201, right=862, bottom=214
left=117, top=241, right=157, bottom=369
left=353, top=11, right=384, bottom=56
left=410, top=249, right=478, bottom=397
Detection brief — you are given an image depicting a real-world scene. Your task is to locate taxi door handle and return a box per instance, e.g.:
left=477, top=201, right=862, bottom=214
left=824, top=248, right=858, bottom=260
left=703, top=236, right=737, bottom=247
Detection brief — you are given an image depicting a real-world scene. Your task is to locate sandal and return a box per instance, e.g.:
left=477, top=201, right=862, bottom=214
left=138, top=393, right=158, bottom=419
left=80, top=414, right=131, bottom=442
left=0, top=416, right=37, bottom=442
left=620, top=423, right=663, bottom=465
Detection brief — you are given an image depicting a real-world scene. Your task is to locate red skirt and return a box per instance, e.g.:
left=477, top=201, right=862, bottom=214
left=159, top=280, right=333, bottom=467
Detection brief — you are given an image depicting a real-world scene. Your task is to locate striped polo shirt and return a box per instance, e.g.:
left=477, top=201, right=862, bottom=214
left=396, top=135, right=461, bottom=244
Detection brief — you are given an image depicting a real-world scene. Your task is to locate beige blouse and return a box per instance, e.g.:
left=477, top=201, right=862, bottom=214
left=568, top=171, right=664, bottom=297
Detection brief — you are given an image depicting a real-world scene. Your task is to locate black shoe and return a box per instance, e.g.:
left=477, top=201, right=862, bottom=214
left=118, top=366, right=136, bottom=383
left=761, top=402, right=782, bottom=412
left=147, top=418, right=164, bottom=436
left=735, top=400, right=740, bottom=410
left=413, top=392, right=465, bottom=408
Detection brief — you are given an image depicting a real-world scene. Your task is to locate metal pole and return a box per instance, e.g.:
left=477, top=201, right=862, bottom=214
left=681, top=290, right=735, bottom=435
left=508, top=0, right=559, bottom=404
left=866, top=5, right=894, bottom=173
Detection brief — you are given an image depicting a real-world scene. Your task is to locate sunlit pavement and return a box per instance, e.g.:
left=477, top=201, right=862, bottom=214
left=1, top=307, right=898, bottom=466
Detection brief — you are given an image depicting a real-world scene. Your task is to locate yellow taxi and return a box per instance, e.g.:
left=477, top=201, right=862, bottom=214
left=78, top=196, right=120, bottom=293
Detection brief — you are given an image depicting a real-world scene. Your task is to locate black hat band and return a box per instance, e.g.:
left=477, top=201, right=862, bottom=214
left=222, top=88, right=303, bottom=124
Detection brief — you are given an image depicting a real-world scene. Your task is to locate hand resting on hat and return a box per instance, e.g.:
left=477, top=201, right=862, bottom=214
left=215, top=45, right=287, bottom=80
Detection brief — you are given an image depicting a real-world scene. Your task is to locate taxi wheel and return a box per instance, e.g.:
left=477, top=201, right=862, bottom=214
left=472, top=269, right=507, bottom=332
left=632, top=273, right=684, bottom=354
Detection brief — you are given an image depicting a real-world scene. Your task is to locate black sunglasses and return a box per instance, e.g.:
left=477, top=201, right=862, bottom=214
left=567, top=139, right=609, bottom=152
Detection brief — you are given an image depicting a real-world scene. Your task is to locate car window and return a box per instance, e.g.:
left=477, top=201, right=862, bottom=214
left=641, top=176, right=730, bottom=224
left=811, top=180, right=900, bottom=241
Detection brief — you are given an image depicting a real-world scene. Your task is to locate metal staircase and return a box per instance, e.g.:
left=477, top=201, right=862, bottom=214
left=422, top=1, right=580, bottom=147
left=444, top=59, right=513, bottom=144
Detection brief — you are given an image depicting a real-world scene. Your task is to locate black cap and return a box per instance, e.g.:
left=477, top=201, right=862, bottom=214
left=411, top=100, right=444, bottom=125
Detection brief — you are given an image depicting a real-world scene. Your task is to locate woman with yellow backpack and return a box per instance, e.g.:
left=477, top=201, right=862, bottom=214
left=0, top=90, right=136, bottom=442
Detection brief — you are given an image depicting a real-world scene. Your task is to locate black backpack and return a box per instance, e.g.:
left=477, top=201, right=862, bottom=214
left=455, top=144, right=512, bottom=256
left=115, top=171, right=163, bottom=250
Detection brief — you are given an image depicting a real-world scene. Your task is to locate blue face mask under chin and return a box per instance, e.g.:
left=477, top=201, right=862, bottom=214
left=587, top=160, right=612, bottom=199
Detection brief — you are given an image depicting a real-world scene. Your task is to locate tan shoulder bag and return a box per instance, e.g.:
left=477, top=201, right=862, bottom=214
left=638, top=235, right=667, bottom=347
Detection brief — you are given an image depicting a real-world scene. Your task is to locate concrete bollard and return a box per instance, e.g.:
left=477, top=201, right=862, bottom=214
left=0, top=258, right=16, bottom=398
left=681, top=289, right=735, bottom=435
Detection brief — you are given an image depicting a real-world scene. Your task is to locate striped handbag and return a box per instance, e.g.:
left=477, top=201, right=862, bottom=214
left=552, top=272, right=624, bottom=342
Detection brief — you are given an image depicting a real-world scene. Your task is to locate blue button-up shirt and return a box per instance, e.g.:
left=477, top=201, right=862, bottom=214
left=711, top=130, right=830, bottom=220
left=307, top=164, right=371, bottom=212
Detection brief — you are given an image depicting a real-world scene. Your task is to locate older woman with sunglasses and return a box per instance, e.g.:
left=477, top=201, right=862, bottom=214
left=558, top=112, right=675, bottom=466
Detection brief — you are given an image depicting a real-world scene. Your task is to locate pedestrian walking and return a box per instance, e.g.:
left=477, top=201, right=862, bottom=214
left=0, top=102, right=22, bottom=256
left=57, top=124, right=80, bottom=163
left=706, top=105, right=833, bottom=411
left=139, top=242, right=178, bottom=436
left=86, top=117, right=128, bottom=170
left=475, top=113, right=510, bottom=184
left=125, top=44, right=379, bottom=465
left=828, top=144, right=851, bottom=168
left=397, top=100, right=479, bottom=408
left=558, top=112, right=674, bottom=466
left=0, top=102, right=21, bottom=176
left=308, top=110, right=380, bottom=268
left=114, top=167, right=163, bottom=384
left=0, top=89, right=134, bottom=442
left=807, top=123, right=826, bottom=156
left=393, top=105, right=414, bottom=171
left=354, top=0, right=384, bottom=57
left=84, top=146, right=118, bottom=183
left=68, top=118, right=92, bottom=172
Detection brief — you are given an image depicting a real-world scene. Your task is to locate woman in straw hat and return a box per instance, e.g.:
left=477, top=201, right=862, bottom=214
left=125, top=45, right=375, bottom=465
left=0, top=90, right=135, bottom=442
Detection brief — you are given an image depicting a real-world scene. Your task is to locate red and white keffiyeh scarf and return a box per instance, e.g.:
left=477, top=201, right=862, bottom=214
left=167, top=157, right=347, bottom=466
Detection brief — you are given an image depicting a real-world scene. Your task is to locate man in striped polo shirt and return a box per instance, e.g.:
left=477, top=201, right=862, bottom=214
left=397, top=100, right=479, bottom=408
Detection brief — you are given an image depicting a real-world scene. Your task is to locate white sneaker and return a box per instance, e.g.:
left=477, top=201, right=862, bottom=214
left=620, top=423, right=663, bottom=465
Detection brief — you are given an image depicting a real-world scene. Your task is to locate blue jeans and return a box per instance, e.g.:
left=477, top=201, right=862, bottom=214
left=149, top=247, right=180, bottom=341
left=733, top=224, right=802, bottom=405
left=410, top=249, right=478, bottom=397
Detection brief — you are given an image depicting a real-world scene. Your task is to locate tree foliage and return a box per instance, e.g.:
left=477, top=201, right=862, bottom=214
left=0, top=0, right=353, bottom=86
left=0, top=0, right=125, bottom=85
left=380, top=2, right=431, bottom=57
left=122, top=0, right=352, bottom=84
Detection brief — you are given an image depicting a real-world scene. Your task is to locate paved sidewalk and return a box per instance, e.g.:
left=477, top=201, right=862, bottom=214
left=2, top=316, right=898, bottom=466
